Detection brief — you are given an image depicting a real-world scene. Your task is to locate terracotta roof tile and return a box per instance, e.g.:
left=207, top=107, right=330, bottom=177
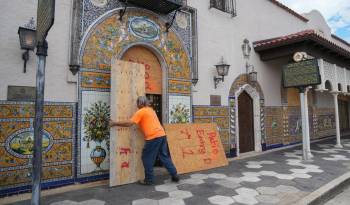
left=253, top=29, right=350, bottom=59
left=253, top=30, right=315, bottom=48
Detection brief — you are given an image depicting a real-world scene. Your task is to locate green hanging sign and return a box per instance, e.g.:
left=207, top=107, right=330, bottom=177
left=282, top=59, right=321, bottom=88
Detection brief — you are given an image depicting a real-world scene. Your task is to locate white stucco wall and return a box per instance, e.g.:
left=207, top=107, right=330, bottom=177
left=0, top=0, right=76, bottom=102
left=1, top=0, right=348, bottom=106
left=304, top=10, right=350, bottom=51
left=188, top=0, right=350, bottom=107
left=188, top=0, right=309, bottom=106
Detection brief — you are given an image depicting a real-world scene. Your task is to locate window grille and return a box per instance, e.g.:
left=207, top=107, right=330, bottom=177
left=210, top=0, right=237, bottom=17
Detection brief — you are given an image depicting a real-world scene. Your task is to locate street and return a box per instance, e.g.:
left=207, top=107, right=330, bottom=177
left=324, top=185, right=350, bottom=205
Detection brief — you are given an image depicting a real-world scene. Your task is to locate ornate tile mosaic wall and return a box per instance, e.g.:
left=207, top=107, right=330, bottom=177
left=0, top=101, right=75, bottom=193
left=314, top=108, right=336, bottom=138
left=81, top=0, right=194, bottom=64
left=193, top=106, right=230, bottom=153
left=264, top=106, right=336, bottom=147
left=265, top=107, right=284, bottom=145
left=81, top=9, right=191, bottom=81
left=78, top=8, right=193, bottom=179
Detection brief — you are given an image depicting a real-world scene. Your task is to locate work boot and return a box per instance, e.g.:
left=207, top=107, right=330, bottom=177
left=138, top=179, right=154, bottom=186
left=171, top=175, right=180, bottom=183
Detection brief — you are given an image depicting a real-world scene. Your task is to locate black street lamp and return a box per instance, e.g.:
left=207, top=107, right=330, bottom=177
left=213, top=57, right=230, bottom=89
left=18, top=22, right=37, bottom=73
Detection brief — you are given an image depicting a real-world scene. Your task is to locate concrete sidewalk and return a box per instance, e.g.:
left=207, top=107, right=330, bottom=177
left=3, top=137, right=350, bottom=205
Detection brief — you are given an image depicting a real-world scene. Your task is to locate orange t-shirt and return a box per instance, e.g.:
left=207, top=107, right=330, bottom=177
left=130, top=107, right=165, bottom=140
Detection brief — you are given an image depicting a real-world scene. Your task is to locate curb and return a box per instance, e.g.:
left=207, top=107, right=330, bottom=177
left=293, top=172, right=350, bottom=205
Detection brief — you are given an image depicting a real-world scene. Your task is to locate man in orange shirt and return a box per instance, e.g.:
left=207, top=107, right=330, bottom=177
left=110, top=96, right=179, bottom=185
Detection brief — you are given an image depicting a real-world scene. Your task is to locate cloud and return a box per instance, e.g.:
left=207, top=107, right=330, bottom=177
left=278, top=0, right=350, bottom=41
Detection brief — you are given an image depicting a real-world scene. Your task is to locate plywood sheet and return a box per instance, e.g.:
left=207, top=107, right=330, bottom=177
left=110, top=60, right=145, bottom=186
left=164, top=123, right=228, bottom=174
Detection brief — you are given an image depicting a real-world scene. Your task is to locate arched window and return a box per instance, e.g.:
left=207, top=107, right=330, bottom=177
left=325, top=80, right=332, bottom=91
left=338, top=83, right=342, bottom=92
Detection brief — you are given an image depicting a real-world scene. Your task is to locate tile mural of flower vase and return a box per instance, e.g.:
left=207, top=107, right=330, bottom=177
left=83, top=101, right=110, bottom=171
left=170, top=103, right=190, bottom=123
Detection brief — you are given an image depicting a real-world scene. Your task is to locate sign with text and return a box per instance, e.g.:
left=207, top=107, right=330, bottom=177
left=164, top=123, right=228, bottom=174
left=110, top=60, right=145, bottom=186
left=282, top=59, right=321, bottom=88
left=7, top=86, right=36, bottom=101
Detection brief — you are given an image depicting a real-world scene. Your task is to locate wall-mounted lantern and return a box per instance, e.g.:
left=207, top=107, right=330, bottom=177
left=18, top=18, right=37, bottom=73
left=241, top=38, right=257, bottom=83
left=213, top=57, right=230, bottom=89
left=191, top=78, right=199, bottom=86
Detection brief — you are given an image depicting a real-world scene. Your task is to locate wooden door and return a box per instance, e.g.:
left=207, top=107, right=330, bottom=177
left=238, top=91, right=255, bottom=153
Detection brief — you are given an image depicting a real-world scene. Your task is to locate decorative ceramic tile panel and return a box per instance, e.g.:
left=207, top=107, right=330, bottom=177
left=193, top=106, right=229, bottom=117
left=314, top=108, right=336, bottom=138
left=193, top=118, right=212, bottom=123
left=264, top=107, right=284, bottom=145
left=80, top=91, right=110, bottom=175
left=0, top=104, right=73, bottom=119
left=193, top=106, right=230, bottom=153
left=213, top=117, right=229, bottom=129
left=81, top=72, right=111, bottom=89
left=263, top=106, right=336, bottom=146
left=81, top=9, right=191, bottom=80
left=169, top=95, right=191, bottom=123
left=0, top=102, right=75, bottom=192
left=168, top=80, right=191, bottom=94
left=81, top=1, right=193, bottom=58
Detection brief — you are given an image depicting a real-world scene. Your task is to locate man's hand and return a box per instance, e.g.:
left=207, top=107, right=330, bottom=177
left=109, top=120, right=135, bottom=127
left=109, top=120, right=117, bottom=127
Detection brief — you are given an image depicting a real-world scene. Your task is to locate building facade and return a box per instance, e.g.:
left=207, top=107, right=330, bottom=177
left=1, top=0, right=350, bottom=196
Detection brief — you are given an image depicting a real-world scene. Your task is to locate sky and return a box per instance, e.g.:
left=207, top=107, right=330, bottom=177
left=278, top=0, right=350, bottom=42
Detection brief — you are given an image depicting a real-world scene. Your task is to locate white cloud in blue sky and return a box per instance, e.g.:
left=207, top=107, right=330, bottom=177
left=278, top=0, right=350, bottom=42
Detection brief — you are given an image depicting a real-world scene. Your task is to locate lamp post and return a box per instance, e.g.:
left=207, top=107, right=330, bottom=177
left=213, top=57, right=230, bottom=89
left=31, top=1, right=55, bottom=204
left=18, top=18, right=37, bottom=73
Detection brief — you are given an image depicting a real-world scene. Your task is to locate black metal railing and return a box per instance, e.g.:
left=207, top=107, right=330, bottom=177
left=210, top=0, right=237, bottom=17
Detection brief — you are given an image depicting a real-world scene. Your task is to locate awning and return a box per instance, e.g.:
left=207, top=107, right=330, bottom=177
left=253, top=30, right=350, bottom=69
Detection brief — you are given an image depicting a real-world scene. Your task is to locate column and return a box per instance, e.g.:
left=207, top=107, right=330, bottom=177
left=299, top=88, right=312, bottom=160
left=304, top=88, right=313, bottom=158
left=332, top=92, right=343, bottom=148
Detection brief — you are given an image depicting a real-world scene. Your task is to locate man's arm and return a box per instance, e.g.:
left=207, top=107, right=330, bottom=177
left=110, top=120, right=135, bottom=127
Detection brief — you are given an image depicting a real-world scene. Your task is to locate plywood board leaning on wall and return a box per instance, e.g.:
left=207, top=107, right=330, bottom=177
left=110, top=60, right=145, bottom=186
left=164, top=123, right=228, bottom=174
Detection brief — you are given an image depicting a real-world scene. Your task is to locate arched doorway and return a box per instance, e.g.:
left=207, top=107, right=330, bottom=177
left=121, top=46, right=163, bottom=122
left=238, top=91, right=255, bottom=153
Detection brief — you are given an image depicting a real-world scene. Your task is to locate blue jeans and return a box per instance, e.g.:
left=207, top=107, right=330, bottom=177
left=142, top=136, right=177, bottom=183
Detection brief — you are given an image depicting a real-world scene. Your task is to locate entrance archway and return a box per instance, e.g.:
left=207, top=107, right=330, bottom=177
left=234, top=84, right=262, bottom=155
left=121, top=46, right=163, bottom=122
left=238, top=91, right=255, bottom=153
